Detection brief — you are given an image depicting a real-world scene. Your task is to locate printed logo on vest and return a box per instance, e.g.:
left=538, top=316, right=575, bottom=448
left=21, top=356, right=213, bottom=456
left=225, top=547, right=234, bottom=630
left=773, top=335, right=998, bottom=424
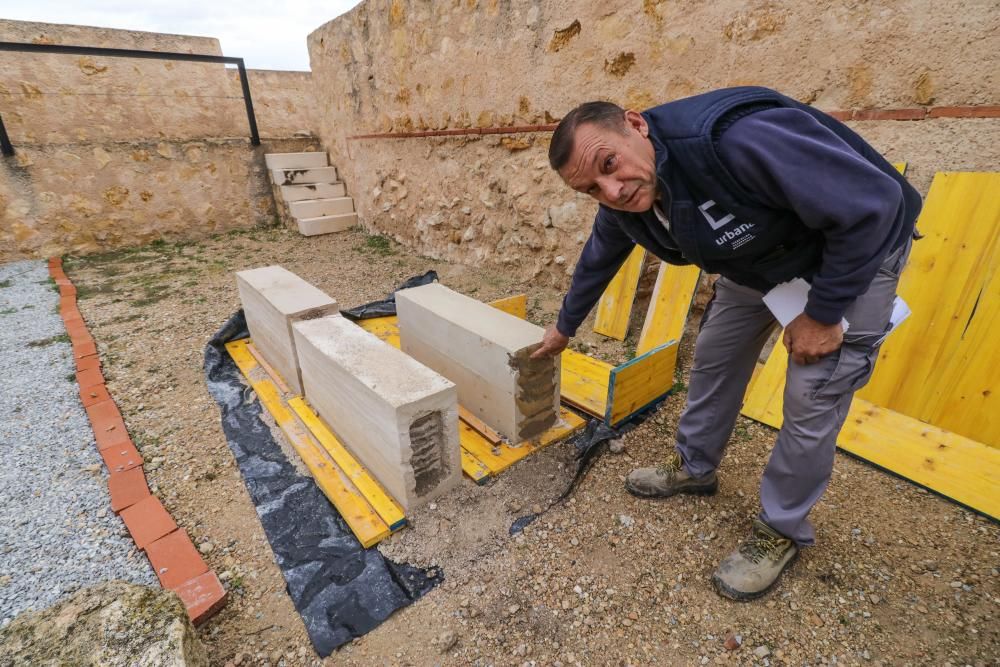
left=716, top=223, right=757, bottom=249
left=698, top=200, right=736, bottom=230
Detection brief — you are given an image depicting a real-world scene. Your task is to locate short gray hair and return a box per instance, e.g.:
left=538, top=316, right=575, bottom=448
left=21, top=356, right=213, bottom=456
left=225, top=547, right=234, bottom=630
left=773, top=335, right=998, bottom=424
left=548, top=101, right=628, bottom=171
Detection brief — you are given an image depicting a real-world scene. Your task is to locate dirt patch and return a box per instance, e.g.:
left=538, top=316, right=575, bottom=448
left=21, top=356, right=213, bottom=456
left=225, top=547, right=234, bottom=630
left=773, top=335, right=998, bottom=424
left=63, top=225, right=998, bottom=666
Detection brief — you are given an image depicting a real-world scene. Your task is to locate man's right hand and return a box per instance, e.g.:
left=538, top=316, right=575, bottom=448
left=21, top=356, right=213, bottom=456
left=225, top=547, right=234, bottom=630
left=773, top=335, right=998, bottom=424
left=531, top=325, right=570, bottom=359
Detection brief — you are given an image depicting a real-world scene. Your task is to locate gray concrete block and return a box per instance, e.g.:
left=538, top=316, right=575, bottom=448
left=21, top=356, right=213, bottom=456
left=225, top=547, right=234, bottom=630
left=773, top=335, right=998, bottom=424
left=396, top=283, right=560, bottom=443
left=292, top=315, right=462, bottom=511
left=235, top=265, right=339, bottom=395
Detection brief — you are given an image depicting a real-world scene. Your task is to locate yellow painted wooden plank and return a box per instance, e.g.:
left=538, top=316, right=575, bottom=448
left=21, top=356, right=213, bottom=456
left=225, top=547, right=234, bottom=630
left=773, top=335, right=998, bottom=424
left=919, top=258, right=1000, bottom=446
left=608, top=341, right=680, bottom=425
left=560, top=348, right=613, bottom=417
left=288, top=397, right=407, bottom=530
left=593, top=246, right=646, bottom=340
left=459, top=405, right=503, bottom=444
left=636, top=263, right=701, bottom=356
left=459, top=407, right=586, bottom=475
left=892, top=162, right=907, bottom=175
left=246, top=342, right=291, bottom=394
left=460, top=448, right=492, bottom=484
left=857, top=173, right=1000, bottom=429
left=740, top=348, right=789, bottom=429
left=838, top=400, right=998, bottom=518
left=226, top=340, right=390, bottom=547
left=489, top=294, right=528, bottom=320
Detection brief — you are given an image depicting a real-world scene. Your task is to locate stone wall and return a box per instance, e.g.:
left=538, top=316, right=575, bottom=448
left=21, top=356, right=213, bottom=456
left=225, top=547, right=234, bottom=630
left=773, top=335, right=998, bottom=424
left=306, top=0, right=999, bottom=285
left=0, top=20, right=320, bottom=259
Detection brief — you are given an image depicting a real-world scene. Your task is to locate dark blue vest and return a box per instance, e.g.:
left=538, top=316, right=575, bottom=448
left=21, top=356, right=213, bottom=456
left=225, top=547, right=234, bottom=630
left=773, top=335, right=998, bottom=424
left=602, top=87, right=921, bottom=290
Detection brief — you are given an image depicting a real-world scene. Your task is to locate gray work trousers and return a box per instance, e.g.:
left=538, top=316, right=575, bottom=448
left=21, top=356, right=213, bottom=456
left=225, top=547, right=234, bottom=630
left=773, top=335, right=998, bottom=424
left=675, top=242, right=910, bottom=546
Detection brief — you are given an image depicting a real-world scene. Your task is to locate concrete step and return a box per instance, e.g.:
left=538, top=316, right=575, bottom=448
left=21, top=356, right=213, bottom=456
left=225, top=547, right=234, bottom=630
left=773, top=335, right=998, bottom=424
left=280, top=182, right=346, bottom=202
left=298, top=213, right=357, bottom=236
left=264, top=152, right=328, bottom=170
left=271, top=166, right=339, bottom=186
left=289, top=197, right=355, bottom=219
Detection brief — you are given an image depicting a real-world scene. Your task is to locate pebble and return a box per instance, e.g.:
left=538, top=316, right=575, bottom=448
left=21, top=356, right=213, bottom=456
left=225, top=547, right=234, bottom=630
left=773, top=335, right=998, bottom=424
left=724, top=633, right=742, bottom=651
left=618, top=514, right=635, bottom=528
left=608, top=439, right=625, bottom=454
left=753, top=645, right=770, bottom=658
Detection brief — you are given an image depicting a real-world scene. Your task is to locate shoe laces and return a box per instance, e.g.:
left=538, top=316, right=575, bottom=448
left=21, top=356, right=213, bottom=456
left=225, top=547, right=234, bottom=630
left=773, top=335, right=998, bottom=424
left=739, top=532, right=790, bottom=564
left=655, top=452, right=683, bottom=478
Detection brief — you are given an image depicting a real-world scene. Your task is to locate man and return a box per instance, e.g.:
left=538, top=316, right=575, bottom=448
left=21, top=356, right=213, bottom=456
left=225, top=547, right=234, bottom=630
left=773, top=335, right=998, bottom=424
left=530, top=87, right=921, bottom=600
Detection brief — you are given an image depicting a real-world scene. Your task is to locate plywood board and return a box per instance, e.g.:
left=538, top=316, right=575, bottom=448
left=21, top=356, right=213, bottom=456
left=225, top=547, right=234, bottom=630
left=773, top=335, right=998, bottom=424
left=608, top=341, right=680, bottom=425
left=855, top=172, right=1000, bottom=446
left=636, top=264, right=701, bottom=356
left=560, top=348, right=613, bottom=418
left=593, top=246, right=646, bottom=341
left=458, top=407, right=586, bottom=476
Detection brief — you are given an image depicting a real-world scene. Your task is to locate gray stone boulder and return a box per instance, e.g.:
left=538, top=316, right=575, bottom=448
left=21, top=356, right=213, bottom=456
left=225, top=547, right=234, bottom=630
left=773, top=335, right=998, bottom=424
left=0, top=581, right=208, bottom=667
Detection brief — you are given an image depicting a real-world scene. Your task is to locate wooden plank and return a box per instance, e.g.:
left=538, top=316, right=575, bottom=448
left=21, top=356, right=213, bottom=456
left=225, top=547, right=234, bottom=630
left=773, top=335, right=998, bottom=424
left=607, top=341, right=680, bottom=425
left=560, top=348, right=613, bottom=417
left=593, top=245, right=646, bottom=340
left=288, top=397, right=407, bottom=530
left=892, top=162, right=907, bottom=175
left=458, top=405, right=503, bottom=444
left=489, top=294, right=528, bottom=320
left=458, top=407, right=586, bottom=475
left=246, top=342, right=291, bottom=394
left=226, top=340, right=391, bottom=547
left=636, top=263, right=701, bottom=356
left=460, top=449, right=492, bottom=485
left=740, top=349, right=789, bottom=429
left=856, top=172, right=1000, bottom=441
left=838, top=400, right=998, bottom=518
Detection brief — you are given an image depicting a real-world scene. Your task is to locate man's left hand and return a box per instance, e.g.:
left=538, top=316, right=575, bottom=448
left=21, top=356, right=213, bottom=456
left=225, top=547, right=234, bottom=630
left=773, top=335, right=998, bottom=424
left=783, top=313, right=843, bottom=365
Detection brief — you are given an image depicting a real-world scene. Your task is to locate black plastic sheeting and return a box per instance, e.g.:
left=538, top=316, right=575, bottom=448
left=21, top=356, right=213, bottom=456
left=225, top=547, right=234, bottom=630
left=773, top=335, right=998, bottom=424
left=339, top=270, right=439, bottom=320
left=509, top=397, right=667, bottom=535
left=204, top=311, right=441, bottom=657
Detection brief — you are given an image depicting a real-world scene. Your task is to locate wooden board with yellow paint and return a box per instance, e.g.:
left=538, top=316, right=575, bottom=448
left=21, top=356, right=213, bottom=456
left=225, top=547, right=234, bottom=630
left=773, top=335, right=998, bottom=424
left=856, top=172, right=1000, bottom=446
left=560, top=348, right=614, bottom=418
left=607, top=341, right=681, bottom=425
left=459, top=407, right=586, bottom=476
left=593, top=246, right=646, bottom=341
left=636, top=263, right=701, bottom=356
left=225, top=338, right=394, bottom=547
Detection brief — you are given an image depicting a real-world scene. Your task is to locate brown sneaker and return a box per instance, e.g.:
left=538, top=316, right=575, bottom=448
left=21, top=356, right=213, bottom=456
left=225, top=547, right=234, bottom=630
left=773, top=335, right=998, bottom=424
left=624, top=451, right=718, bottom=498
left=712, top=519, right=799, bottom=601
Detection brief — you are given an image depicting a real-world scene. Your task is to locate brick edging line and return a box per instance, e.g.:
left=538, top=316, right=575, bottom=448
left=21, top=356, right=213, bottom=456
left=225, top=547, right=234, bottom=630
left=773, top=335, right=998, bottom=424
left=47, top=256, right=227, bottom=626
left=347, top=105, right=1000, bottom=140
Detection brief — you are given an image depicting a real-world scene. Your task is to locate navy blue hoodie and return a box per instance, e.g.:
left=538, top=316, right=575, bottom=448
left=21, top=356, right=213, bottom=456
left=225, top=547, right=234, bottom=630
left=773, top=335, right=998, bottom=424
left=556, top=102, right=919, bottom=337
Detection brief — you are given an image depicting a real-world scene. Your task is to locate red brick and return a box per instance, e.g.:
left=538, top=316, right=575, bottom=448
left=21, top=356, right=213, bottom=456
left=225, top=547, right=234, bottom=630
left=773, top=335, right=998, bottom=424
left=99, top=440, right=143, bottom=474
left=72, top=340, right=97, bottom=359
left=79, top=383, right=110, bottom=408
left=59, top=284, right=77, bottom=298
left=108, top=466, right=150, bottom=513
left=76, top=365, right=105, bottom=390
left=66, top=322, right=92, bottom=344
left=61, top=305, right=82, bottom=322
left=76, top=354, right=101, bottom=373
left=54, top=277, right=72, bottom=286
left=48, top=256, right=63, bottom=268
left=86, top=398, right=131, bottom=451
left=120, top=495, right=177, bottom=550
left=928, top=105, right=1000, bottom=119
left=50, top=268, right=67, bottom=280
left=145, top=529, right=209, bottom=589
left=172, top=571, right=228, bottom=626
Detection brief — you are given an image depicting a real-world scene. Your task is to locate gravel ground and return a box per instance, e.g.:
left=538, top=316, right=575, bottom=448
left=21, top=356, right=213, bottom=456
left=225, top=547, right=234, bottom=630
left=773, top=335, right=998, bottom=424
left=0, top=260, right=155, bottom=628
left=62, top=228, right=999, bottom=666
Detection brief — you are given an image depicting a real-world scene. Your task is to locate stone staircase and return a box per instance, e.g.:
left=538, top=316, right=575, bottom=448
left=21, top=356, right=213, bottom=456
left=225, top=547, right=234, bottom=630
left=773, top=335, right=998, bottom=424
left=264, top=152, right=357, bottom=236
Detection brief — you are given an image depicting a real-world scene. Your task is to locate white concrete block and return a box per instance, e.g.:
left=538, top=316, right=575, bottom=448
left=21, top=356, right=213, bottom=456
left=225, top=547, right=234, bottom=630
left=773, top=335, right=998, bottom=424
left=297, top=213, right=357, bottom=236
left=292, top=315, right=461, bottom=511
left=264, top=152, right=328, bottom=170
left=289, top=197, right=355, bottom=219
left=272, top=166, right=339, bottom=185
left=280, top=182, right=346, bottom=201
left=235, top=265, right=339, bottom=395
left=396, top=283, right=560, bottom=443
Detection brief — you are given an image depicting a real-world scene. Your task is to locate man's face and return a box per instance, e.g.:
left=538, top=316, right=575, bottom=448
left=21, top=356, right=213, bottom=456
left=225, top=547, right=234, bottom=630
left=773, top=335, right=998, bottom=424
left=557, top=111, right=658, bottom=213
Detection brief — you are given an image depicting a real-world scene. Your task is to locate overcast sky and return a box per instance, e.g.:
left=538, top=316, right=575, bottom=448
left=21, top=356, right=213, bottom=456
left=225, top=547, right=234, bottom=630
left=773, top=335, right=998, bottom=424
left=0, top=0, right=362, bottom=70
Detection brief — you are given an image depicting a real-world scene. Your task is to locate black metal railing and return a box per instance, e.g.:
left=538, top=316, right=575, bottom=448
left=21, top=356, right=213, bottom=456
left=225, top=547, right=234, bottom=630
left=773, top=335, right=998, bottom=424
left=0, top=41, right=261, bottom=156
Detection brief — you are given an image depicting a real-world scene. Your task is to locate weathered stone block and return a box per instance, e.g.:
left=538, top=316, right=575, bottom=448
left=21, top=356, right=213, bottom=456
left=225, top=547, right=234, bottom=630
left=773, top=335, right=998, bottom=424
left=396, top=283, right=560, bottom=443
left=264, top=151, right=328, bottom=170
left=281, top=182, right=346, bottom=201
left=289, top=196, right=355, bottom=219
left=292, top=315, right=461, bottom=511
left=297, top=212, right=358, bottom=236
left=272, top=166, right=339, bottom=185
left=235, top=265, right=339, bottom=394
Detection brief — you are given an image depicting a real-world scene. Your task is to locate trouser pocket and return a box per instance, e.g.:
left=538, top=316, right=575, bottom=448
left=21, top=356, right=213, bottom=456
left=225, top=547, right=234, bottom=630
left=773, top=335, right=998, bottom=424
left=810, top=340, right=880, bottom=400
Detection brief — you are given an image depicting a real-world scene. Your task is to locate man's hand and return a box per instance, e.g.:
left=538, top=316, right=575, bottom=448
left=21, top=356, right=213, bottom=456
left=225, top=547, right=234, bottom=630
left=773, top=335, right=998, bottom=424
left=531, top=325, right=570, bottom=359
left=783, top=313, right=843, bottom=365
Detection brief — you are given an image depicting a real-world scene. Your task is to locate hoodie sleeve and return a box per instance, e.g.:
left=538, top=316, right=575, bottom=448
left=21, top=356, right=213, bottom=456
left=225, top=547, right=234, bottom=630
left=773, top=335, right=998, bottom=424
left=717, top=107, right=905, bottom=325
left=556, top=207, right=636, bottom=337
